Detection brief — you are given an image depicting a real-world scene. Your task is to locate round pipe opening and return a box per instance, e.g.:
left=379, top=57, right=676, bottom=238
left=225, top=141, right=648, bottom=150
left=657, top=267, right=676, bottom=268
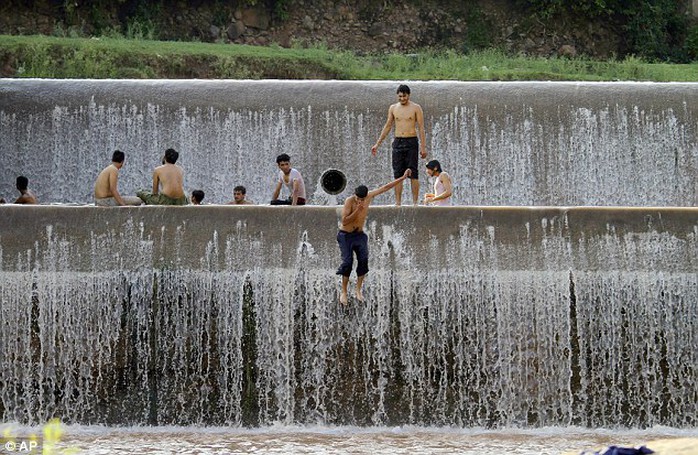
left=320, top=169, right=347, bottom=195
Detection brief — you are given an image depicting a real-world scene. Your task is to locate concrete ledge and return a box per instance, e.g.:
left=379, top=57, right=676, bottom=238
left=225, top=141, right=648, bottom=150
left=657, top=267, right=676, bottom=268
left=0, top=205, right=696, bottom=273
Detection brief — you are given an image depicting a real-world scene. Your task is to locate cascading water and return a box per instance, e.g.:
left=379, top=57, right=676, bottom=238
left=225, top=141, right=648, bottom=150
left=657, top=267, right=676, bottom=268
left=1, top=80, right=696, bottom=205
left=1, top=80, right=696, bottom=434
left=0, top=205, right=695, bottom=428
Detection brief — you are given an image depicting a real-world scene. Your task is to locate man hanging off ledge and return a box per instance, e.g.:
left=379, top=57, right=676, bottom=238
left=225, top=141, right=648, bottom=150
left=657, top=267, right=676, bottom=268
left=137, top=148, right=188, bottom=205
left=336, top=169, right=411, bottom=305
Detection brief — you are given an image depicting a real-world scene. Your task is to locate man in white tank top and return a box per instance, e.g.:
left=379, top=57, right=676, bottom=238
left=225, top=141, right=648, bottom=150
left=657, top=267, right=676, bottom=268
left=424, top=160, right=452, bottom=206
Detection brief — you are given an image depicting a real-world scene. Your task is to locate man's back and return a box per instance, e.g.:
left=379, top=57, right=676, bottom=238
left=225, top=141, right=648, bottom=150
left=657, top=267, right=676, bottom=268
left=15, top=191, right=37, bottom=204
left=155, top=164, right=185, bottom=198
left=94, top=165, right=117, bottom=199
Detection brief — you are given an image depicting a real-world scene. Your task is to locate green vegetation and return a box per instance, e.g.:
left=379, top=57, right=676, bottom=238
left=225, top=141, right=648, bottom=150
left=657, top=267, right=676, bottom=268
left=2, top=34, right=698, bottom=81
left=516, top=0, right=691, bottom=62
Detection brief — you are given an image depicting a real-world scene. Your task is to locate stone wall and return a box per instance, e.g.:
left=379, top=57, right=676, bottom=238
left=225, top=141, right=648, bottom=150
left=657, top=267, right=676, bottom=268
left=0, top=0, right=622, bottom=58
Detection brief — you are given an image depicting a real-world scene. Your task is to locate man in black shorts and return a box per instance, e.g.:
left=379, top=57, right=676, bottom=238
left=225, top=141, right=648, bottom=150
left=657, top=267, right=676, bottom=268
left=371, top=84, right=428, bottom=205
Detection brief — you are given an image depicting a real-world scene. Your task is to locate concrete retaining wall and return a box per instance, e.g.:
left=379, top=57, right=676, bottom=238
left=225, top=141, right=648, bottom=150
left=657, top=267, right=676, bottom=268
left=0, top=206, right=696, bottom=427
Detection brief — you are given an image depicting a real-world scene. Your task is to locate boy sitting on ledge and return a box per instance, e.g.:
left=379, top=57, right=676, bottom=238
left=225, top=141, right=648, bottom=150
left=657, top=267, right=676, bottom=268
left=137, top=148, right=188, bottom=205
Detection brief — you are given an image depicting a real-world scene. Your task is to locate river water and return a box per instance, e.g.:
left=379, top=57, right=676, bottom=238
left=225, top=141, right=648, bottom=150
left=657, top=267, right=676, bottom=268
left=3, top=423, right=697, bottom=455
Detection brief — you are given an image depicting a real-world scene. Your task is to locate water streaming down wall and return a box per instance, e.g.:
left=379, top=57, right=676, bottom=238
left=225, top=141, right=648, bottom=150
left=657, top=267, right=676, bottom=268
left=1, top=80, right=697, bottom=205
left=0, top=206, right=696, bottom=427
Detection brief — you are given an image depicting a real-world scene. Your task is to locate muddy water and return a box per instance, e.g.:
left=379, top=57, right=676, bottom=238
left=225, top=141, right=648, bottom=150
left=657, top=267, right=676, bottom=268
left=17, top=426, right=698, bottom=455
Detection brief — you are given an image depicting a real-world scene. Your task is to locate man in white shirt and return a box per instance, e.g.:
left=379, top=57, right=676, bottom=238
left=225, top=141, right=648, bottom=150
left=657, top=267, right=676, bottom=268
left=270, top=153, right=307, bottom=205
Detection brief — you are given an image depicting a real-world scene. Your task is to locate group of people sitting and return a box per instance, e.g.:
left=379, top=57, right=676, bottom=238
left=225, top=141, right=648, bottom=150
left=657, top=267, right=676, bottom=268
left=94, top=148, right=255, bottom=207
left=2, top=148, right=452, bottom=208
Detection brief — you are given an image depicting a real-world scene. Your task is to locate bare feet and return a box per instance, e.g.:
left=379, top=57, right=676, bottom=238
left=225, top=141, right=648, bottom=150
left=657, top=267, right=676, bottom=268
left=339, top=291, right=348, bottom=305
left=356, top=287, right=364, bottom=303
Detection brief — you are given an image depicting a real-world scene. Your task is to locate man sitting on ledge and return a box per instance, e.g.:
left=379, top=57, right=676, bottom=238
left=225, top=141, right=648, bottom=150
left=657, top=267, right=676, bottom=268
left=137, top=148, right=188, bottom=205
left=14, top=175, right=38, bottom=204
left=94, top=150, right=142, bottom=206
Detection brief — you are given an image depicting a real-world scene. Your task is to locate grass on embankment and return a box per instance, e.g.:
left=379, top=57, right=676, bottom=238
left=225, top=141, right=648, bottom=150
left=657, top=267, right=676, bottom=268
left=1, top=34, right=698, bottom=81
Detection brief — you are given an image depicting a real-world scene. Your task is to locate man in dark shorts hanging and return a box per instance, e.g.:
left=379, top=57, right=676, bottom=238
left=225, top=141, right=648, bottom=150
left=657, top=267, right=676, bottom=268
left=371, top=84, right=428, bottom=206
left=336, top=169, right=411, bottom=305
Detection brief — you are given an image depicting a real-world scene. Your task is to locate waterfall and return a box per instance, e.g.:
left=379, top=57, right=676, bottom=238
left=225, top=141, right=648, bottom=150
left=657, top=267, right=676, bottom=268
left=1, top=80, right=696, bottom=205
left=0, top=206, right=695, bottom=427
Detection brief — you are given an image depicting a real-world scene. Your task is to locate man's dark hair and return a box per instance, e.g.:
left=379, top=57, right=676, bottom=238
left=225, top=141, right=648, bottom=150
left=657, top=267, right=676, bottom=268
left=112, top=150, right=125, bottom=163
left=276, top=153, right=291, bottom=164
left=234, top=185, right=246, bottom=195
left=16, top=175, right=28, bottom=190
left=426, top=159, right=442, bottom=173
left=192, top=190, right=204, bottom=203
left=355, top=185, right=368, bottom=198
left=164, top=148, right=179, bottom=164
left=397, top=84, right=411, bottom=95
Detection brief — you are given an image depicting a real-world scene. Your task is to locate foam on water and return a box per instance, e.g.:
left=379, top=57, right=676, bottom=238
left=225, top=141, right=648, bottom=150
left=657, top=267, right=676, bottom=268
left=1, top=422, right=696, bottom=455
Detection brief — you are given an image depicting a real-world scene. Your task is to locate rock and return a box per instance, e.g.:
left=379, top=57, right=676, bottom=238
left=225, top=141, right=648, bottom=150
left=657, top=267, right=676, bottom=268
left=209, top=24, right=220, bottom=39
left=226, top=21, right=246, bottom=40
left=559, top=44, right=577, bottom=57
left=276, top=30, right=292, bottom=48
left=241, top=7, right=269, bottom=30
left=1, top=62, right=15, bottom=77
left=368, top=22, right=384, bottom=37
left=302, top=15, right=314, bottom=30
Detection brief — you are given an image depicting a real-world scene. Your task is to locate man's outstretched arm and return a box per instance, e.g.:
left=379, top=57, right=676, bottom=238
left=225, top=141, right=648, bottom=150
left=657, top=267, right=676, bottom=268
left=368, top=169, right=411, bottom=198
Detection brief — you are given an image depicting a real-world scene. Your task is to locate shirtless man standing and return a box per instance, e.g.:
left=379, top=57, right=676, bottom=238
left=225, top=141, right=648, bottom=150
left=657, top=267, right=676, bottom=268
left=371, top=84, right=427, bottom=206
left=336, top=169, right=411, bottom=305
left=94, top=150, right=142, bottom=206
left=137, top=148, right=188, bottom=205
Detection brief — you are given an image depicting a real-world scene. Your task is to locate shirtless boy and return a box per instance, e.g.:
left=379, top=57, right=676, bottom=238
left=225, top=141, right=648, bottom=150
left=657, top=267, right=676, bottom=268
left=137, top=148, right=188, bottom=205
left=94, top=150, right=142, bottom=206
left=14, top=176, right=38, bottom=204
left=336, top=169, right=411, bottom=305
left=229, top=185, right=253, bottom=205
left=371, top=84, right=427, bottom=206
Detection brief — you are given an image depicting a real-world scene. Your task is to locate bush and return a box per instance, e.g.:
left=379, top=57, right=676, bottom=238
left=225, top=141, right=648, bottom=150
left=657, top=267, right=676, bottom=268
left=617, top=0, right=689, bottom=62
left=684, top=25, right=698, bottom=61
left=515, top=0, right=689, bottom=62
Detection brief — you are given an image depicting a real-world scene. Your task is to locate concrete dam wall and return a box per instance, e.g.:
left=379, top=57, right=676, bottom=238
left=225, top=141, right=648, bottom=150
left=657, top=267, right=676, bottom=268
left=0, top=205, right=696, bottom=427
left=1, top=80, right=697, bottom=206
